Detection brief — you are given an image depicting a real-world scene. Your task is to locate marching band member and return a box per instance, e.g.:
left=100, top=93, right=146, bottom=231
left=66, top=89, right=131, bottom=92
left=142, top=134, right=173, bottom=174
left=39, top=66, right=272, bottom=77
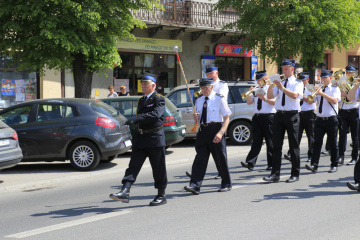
left=184, top=78, right=232, bottom=195
left=263, top=59, right=304, bottom=183
left=338, top=65, right=359, bottom=165
left=284, top=72, right=316, bottom=163
left=305, top=70, right=341, bottom=173
left=241, top=70, right=275, bottom=171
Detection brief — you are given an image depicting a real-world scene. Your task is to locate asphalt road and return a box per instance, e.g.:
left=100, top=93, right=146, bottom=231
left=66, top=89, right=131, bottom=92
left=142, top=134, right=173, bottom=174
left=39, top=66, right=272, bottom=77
left=0, top=138, right=359, bottom=240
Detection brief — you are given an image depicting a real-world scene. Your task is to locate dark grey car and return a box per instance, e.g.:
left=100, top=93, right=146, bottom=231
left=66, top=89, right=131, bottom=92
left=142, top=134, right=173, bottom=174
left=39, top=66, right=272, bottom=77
left=0, top=98, right=132, bottom=171
left=0, top=121, right=23, bottom=170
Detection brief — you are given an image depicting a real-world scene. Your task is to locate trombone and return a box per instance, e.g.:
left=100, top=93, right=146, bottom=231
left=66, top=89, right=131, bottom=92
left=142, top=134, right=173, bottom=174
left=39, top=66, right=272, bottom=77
left=307, top=83, right=325, bottom=101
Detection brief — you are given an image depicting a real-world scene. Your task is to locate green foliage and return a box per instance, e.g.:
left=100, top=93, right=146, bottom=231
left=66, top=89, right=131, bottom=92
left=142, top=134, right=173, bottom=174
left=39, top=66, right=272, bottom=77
left=216, top=0, right=360, bottom=69
left=0, top=0, right=160, bottom=74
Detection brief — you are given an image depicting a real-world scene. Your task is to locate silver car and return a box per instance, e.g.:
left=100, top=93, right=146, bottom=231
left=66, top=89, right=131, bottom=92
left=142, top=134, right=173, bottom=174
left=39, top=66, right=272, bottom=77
left=0, top=121, right=23, bottom=170
left=166, top=81, right=256, bottom=145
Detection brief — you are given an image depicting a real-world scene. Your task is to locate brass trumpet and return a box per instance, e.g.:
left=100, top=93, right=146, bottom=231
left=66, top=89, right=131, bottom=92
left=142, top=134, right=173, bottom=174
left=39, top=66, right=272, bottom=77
left=194, top=89, right=202, bottom=98
left=241, top=87, right=259, bottom=100
left=307, top=83, right=325, bottom=101
left=261, top=74, right=285, bottom=86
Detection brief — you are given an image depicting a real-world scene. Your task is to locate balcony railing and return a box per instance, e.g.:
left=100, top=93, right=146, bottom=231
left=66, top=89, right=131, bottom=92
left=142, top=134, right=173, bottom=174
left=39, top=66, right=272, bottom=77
left=132, top=0, right=238, bottom=30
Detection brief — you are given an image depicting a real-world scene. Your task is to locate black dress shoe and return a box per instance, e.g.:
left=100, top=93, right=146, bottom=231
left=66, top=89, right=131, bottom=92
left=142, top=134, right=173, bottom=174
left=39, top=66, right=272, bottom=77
left=149, top=195, right=167, bottom=206
left=185, top=171, right=192, bottom=178
left=306, top=158, right=311, bottom=163
left=347, top=159, right=357, bottom=165
left=286, top=176, right=299, bottom=183
left=109, top=192, right=130, bottom=203
left=328, top=166, right=338, bottom=173
left=266, top=166, right=272, bottom=171
left=263, top=174, right=280, bottom=183
left=184, top=186, right=200, bottom=195
left=241, top=161, right=254, bottom=171
left=218, top=186, right=232, bottom=192
left=322, top=150, right=330, bottom=156
left=215, top=174, right=221, bottom=179
left=346, top=182, right=360, bottom=191
left=305, top=164, right=317, bottom=173
left=338, top=157, right=344, bottom=165
left=284, top=153, right=291, bottom=161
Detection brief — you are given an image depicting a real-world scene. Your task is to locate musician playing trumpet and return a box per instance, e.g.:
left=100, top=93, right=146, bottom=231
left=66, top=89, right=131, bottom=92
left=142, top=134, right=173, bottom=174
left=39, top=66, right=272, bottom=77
left=241, top=71, right=275, bottom=171
left=305, top=70, right=341, bottom=174
left=337, top=65, right=359, bottom=166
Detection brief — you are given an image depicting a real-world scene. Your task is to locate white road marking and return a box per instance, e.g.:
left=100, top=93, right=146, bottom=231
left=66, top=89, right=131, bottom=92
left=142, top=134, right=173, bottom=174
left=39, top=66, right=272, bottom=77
left=5, top=210, right=132, bottom=239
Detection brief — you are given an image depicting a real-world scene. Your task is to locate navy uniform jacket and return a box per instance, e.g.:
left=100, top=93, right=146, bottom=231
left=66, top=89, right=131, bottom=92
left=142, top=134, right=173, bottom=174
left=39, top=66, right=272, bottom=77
left=131, top=91, right=166, bottom=148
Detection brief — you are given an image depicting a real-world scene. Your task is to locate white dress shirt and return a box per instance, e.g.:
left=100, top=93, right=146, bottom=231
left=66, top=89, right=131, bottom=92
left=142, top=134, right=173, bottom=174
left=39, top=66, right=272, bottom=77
left=315, top=84, right=341, bottom=117
left=195, top=91, right=232, bottom=123
left=213, top=79, right=229, bottom=101
left=339, top=98, right=359, bottom=110
left=272, top=75, right=304, bottom=111
left=251, top=85, right=276, bottom=114
left=301, top=88, right=316, bottom=111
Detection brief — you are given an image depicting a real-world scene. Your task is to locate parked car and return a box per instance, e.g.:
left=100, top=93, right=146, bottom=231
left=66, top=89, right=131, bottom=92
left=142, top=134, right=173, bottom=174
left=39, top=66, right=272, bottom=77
left=166, top=81, right=256, bottom=145
left=100, top=96, right=186, bottom=147
left=0, top=98, right=132, bottom=171
left=0, top=121, right=23, bottom=170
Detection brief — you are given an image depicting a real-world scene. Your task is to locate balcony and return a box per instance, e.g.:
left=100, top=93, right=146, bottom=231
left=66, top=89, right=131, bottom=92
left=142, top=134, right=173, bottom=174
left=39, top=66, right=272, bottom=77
left=132, top=0, right=239, bottom=31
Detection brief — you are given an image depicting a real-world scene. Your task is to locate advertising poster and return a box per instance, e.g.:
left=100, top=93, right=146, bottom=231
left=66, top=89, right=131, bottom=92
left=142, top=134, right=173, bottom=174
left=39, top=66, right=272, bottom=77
left=251, top=56, right=258, bottom=80
left=201, top=55, right=216, bottom=78
left=15, top=79, right=26, bottom=101
left=2, top=79, right=16, bottom=96
left=25, top=79, right=36, bottom=101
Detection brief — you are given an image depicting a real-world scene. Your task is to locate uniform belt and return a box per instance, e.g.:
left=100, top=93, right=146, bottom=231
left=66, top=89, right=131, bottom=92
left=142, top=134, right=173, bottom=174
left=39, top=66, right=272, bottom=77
left=254, top=113, right=274, bottom=116
left=340, top=108, right=358, bottom=112
left=316, top=116, right=336, bottom=120
left=276, top=110, right=298, bottom=114
left=138, top=126, right=163, bottom=134
left=200, top=122, right=221, bottom=127
left=300, top=110, right=314, bottom=113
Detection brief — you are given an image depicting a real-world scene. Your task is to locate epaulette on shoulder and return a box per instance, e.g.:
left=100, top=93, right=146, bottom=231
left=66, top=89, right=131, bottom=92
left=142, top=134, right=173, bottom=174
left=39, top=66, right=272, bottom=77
left=215, top=93, right=224, bottom=98
left=331, top=85, right=337, bottom=88
left=156, top=93, right=164, bottom=97
left=219, top=80, right=226, bottom=83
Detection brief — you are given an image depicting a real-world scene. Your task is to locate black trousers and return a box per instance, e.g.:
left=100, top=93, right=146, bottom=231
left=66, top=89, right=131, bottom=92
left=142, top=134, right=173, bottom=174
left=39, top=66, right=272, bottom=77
left=299, top=111, right=315, bottom=158
left=339, top=109, right=359, bottom=159
left=311, top=116, right=339, bottom=168
left=190, top=123, right=231, bottom=190
left=122, top=146, right=167, bottom=189
left=271, top=111, right=300, bottom=177
left=245, top=113, right=274, bottom=167
left=354, top=159, right=360, bottom=183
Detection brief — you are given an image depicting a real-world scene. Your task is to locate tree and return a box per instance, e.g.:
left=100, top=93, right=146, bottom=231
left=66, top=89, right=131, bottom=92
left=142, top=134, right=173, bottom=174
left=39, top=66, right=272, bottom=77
left=216, top=0, right=360, bottom=82
left=0, top=0, right=159, bottom=98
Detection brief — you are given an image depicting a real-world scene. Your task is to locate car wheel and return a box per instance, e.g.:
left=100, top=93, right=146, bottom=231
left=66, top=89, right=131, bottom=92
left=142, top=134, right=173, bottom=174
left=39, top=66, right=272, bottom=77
left=69, top=140, right=100, bottom=171
left=228, top=121, right=252, bottom=145
left=101, top=155, right=118, bottom=163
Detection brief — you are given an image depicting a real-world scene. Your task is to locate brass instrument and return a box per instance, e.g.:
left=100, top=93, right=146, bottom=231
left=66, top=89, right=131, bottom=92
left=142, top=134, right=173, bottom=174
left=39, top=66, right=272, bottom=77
left=338, top=76, right=360, bottom=104
left=194, top=89, right=202, bottom=98
left=262, top=74, right=285, bottom=86
left=241, top=87, right=259, bottom=100
left=307, top=83, right=325, bottom=101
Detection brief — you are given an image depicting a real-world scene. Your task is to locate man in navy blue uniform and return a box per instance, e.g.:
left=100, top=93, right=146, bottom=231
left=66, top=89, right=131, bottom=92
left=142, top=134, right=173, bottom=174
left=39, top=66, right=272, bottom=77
left=184, top=78, right=232, bottom=195
left=109, top=74, right=168, bottom=206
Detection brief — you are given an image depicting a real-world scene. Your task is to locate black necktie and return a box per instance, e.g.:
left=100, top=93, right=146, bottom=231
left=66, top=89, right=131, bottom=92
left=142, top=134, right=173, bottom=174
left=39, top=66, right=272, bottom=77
left=319, top=86, right=327, bottom=113
left=300, top=87, right=305, bottom=106
left=281, top=78, right=288, bottom=106
left=200, top=97, right=209, bottom=124
left=257, top=97, right=262, bottom=110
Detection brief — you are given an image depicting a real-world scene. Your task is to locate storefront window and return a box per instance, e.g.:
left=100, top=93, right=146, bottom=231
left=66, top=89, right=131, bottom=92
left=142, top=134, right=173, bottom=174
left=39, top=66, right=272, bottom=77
left=0, top=56, right=37, bottom=109
left=114, top=52, right=177, bottom=95
left=215, top=57, right=244, bottom=81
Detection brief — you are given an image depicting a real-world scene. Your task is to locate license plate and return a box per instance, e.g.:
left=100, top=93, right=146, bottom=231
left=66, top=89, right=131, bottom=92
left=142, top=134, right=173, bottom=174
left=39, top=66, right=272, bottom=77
left=182, top=129, right=186, bottom=134
left=124, top=140, right=132, bottom=147
left=0, top=139, right=10, bottom=146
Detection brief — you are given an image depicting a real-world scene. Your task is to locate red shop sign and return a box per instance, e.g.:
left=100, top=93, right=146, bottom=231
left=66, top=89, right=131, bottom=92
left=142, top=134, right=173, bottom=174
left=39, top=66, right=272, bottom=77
left=215, top=44, right=252, bottom=57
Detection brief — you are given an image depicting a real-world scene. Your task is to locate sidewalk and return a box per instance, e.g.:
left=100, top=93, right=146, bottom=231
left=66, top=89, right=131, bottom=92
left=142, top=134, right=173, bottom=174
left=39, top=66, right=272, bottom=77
left=0, top=141, right=253, bottom=192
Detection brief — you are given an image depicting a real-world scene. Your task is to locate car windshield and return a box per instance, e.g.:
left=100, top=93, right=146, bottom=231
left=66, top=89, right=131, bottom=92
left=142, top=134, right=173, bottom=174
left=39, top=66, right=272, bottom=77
left=90, top=101, right=118, bottom=118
